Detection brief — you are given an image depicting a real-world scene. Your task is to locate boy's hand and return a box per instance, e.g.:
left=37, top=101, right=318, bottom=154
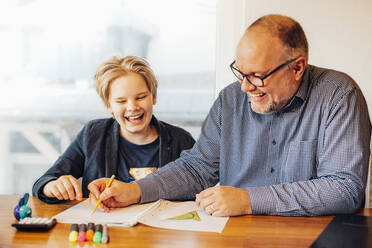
left=88, top=178, right=141, bottom=212
left=43, top=175, right=82, bottom=201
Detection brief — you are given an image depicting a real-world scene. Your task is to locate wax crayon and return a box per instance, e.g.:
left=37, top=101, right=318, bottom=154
left=69, top=224, right=78, bottom=242
left=86, top=222, right=95, bottom=241
left=101, top=224, right=109, bottom=244
left=77, top=224, right=87, bottom=242
left=93, top=224, right=103, bottom=243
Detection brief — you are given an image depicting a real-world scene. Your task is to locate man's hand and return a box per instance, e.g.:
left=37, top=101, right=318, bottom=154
left=88, top=178, right=141, bottom=212
left=43, top=175, right=82, bottom=201
left=195, top=186, right=252, bottom=217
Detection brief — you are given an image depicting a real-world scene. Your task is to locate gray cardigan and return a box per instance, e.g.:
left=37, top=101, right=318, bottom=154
left=32, top=116, right=195, bottom=203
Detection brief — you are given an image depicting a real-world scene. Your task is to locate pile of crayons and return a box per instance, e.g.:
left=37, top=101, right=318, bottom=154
left=69, top=223, right=109, bottom=243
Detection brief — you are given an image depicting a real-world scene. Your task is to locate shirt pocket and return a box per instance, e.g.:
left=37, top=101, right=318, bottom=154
left=281, top=140, right=317, bottom=183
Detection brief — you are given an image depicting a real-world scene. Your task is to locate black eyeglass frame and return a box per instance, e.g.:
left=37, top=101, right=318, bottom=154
left=230, top=57, right=298, bottom=87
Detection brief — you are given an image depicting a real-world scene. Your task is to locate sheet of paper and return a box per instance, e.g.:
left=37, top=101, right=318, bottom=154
left=139, top=200, right=229, bottom=233
left=53, top=199, right=159, bottom=226
left=53, top=199, right=229, bottom=233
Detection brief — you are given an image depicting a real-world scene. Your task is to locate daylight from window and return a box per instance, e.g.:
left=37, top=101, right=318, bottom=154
left=0, top=0, right=216, bottom=194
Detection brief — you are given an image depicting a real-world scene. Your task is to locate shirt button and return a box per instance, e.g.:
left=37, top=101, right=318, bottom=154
left=270, top=168, right=275, bottom=173
left=272, top=139, right=276, bottom=145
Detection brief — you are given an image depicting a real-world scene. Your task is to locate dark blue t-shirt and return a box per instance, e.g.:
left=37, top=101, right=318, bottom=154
left=117, top=135, right=159, bottom=183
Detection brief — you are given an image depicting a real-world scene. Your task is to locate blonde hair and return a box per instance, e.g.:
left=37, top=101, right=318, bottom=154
left=247, top=14, right=309, bottom=61
left=95, top=55, right=158, bottom=108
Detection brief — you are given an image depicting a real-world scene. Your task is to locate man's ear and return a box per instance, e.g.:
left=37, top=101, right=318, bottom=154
left=293, top=56, right=306, bottom=81
left=153, top=96, right=157, bottom=105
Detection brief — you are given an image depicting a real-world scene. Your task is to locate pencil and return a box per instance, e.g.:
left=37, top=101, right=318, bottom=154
left=91, top=175, right=115, bottom=214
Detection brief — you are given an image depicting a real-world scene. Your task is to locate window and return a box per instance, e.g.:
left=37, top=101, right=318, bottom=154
left=0, top=0, right=216, bottom=195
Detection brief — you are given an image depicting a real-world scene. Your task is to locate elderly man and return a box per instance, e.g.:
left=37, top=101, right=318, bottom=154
left=88, top=14, right=371, bottom=216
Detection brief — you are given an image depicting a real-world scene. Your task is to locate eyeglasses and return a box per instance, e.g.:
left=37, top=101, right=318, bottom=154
left=230, top=57, right=297, bottom=87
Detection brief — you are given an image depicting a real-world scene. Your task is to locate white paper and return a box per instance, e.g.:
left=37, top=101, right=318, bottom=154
left=139, top=200, right=229, bottom=233
left=53, top=199, right=160, bottom=226
left=53, top=199, right=228, bottom=233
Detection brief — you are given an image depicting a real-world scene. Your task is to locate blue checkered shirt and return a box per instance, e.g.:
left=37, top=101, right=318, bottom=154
left=136, top=65, right=371, bottom=216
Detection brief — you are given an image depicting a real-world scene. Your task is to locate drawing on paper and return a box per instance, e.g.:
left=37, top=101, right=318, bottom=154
left=166, top=211, right=201, bottom=221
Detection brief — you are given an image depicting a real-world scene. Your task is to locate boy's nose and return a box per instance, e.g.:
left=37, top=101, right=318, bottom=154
left=127, top=100, right=139, bottom=110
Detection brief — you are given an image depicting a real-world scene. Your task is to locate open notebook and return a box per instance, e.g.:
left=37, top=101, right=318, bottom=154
left=53, top=199, right=228, bottom=233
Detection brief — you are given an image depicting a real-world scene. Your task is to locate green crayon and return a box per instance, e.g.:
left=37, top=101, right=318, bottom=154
left=93, top=224, right=103, bottom=243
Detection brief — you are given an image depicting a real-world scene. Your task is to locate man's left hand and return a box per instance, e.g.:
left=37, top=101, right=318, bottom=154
left=195, top=186, right=252, bottom=217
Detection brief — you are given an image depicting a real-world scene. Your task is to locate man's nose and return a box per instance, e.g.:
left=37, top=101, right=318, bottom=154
left=240, top=77, right=256, bottom=92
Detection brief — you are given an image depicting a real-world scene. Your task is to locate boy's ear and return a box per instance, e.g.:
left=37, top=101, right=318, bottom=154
left=107, top=105, right=113, bottom=116
left=153, top=96, right=157, bottom=105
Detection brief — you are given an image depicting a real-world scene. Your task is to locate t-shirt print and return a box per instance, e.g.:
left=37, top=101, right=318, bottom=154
left=129, top=167, right=158, bottom=180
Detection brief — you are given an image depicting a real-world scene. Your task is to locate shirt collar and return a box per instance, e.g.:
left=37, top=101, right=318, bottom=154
left=276, top=65, right=311, bottom=113
left=294, top=65, right=311, bottom=102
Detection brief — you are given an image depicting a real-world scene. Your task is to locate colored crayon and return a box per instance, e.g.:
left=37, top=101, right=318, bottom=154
left=101, top=224, right=109, bottom=244
left=93, top=224, right=103, bottom=243
left=68, top=224, right=78, bottom=242
left=77, top=224, right=87, bottom=242
left=86, top=222, right=95, bottom=241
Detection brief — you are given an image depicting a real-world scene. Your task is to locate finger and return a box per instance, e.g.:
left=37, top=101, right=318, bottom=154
left=55, top=182, right=69, bottom=200
left=205, top=204, right=217, bottom=215
left=50, top=184, right=64, bottom=200
left=62, top=178, right=76, bottom=200
left=195, top=193, right=201, bottom=206
left=99, top=187, right=115, bottom=201
left=43, top=183, right=53, bottom=198
left=198, top=187, right=215, bottom=199
left=89, top=192, right=98, bottom=205
left=94, top=197, right=110, bottom=212
left=101, top=198, right=114, bottom=212
left=88, top=181, right=102, bottom=199
left=100, top=202, right=110, bottom=212
left=89, top=192, right=109, bottom=213
left=69, top=177, right=83, bottom=200
left=212, top=209, right=226, bottom=217
left=196, top=187, right=216, bottom=206
left=198, top=195, right=216, bottom=210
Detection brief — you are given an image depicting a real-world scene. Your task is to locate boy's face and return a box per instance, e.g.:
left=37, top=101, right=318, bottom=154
left=107, top=72, right=156, bottom=141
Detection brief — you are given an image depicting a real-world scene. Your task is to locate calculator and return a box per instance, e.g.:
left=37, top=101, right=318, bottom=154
left=12, top=217, right=57, bottom=231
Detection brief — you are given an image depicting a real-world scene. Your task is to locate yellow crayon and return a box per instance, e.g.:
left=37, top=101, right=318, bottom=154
left=68, top=224, right=78, bottom=242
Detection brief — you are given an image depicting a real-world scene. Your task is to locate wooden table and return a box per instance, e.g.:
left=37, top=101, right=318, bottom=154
left=1, top=195, right=371, bottom=247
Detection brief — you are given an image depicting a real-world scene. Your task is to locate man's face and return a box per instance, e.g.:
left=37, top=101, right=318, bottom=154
left=107, top=72, right=156, bottom=140
left=235, top=30, right=301, bottom=114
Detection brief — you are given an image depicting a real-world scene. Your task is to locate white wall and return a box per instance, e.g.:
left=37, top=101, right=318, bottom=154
left=216, top=0, right=372, bottom=117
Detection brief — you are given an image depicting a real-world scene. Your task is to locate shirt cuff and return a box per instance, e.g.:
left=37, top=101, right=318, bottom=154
left=135, top=178, right=160, bottom=204
left=247, top=186, right=276, bottom=215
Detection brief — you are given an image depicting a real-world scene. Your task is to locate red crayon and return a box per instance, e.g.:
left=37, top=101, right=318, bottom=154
left=77, top=224, right=87, bottom=242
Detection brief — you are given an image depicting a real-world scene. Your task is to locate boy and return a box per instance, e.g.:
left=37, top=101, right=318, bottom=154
left=32, top=56, right=195, bottom=203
